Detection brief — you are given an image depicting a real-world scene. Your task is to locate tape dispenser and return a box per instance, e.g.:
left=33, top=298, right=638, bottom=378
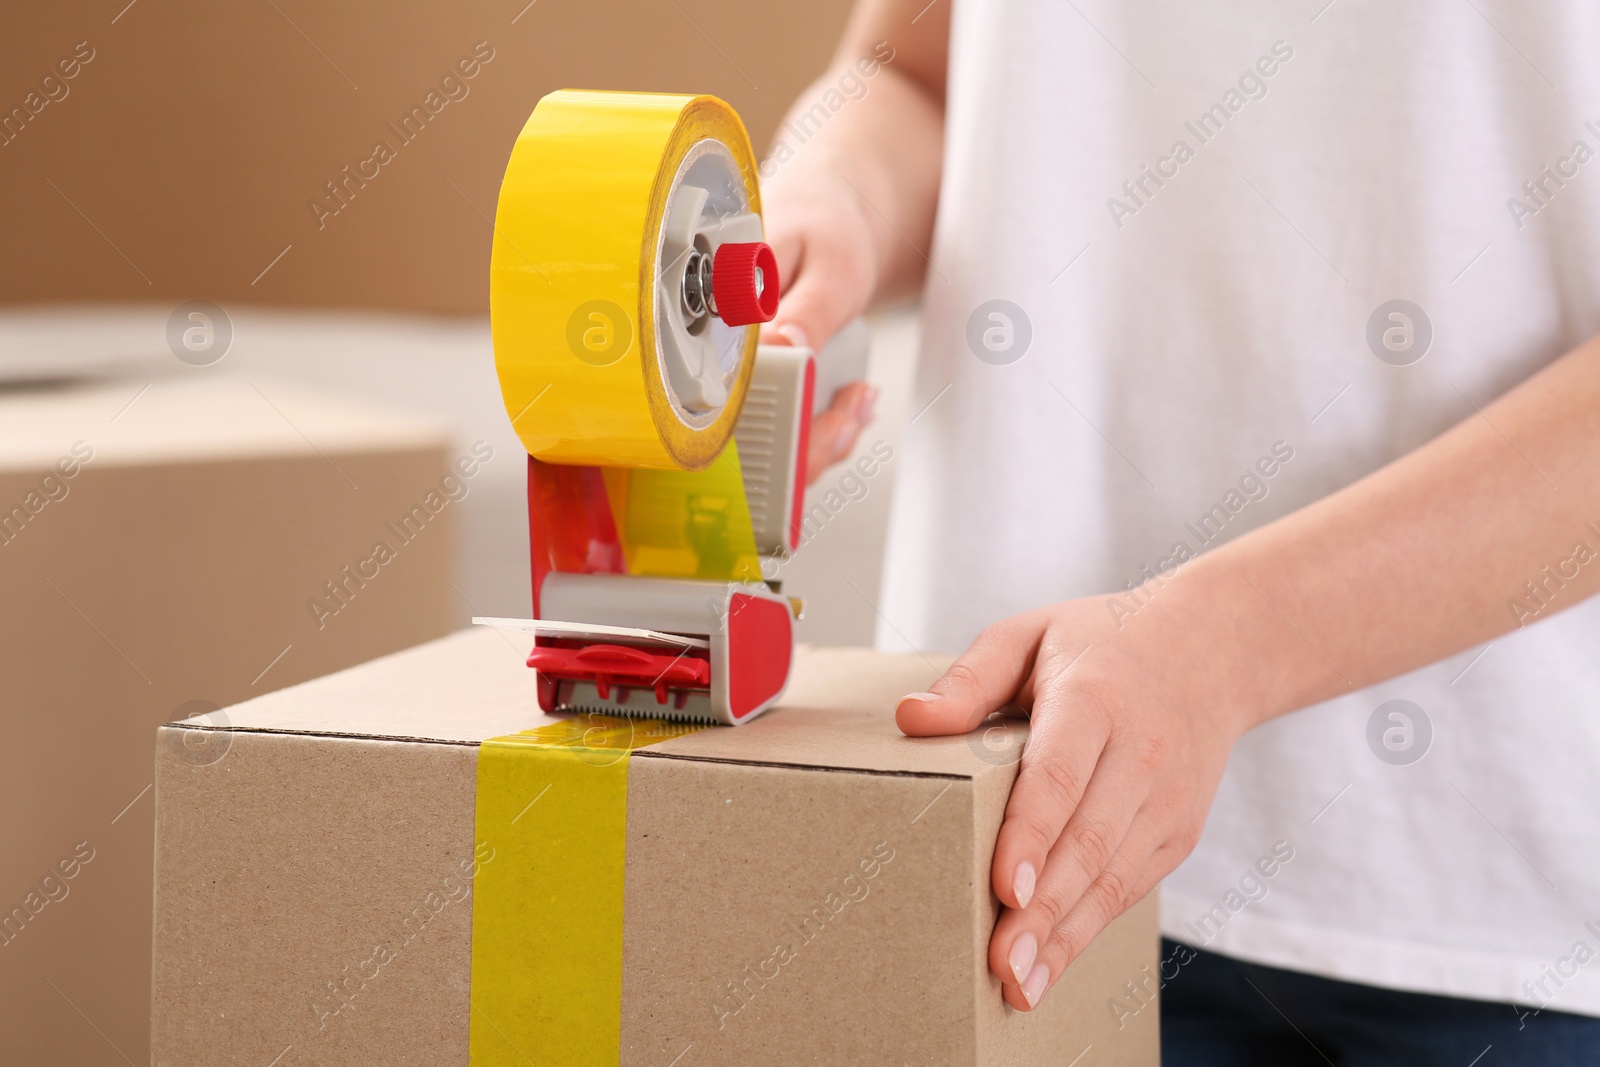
left=480, top=89, right=862, bottom=726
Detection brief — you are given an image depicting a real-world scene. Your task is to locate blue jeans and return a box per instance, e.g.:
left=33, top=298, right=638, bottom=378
left=1160, top=939, right=1600, bottom=1066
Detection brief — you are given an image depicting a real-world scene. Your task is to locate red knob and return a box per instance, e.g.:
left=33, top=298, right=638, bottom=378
left=711, top=242, right=780, bottom=326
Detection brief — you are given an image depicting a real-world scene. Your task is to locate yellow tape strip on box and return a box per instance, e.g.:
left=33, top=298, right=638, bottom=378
left=469, top=717, right=707, bottom=1065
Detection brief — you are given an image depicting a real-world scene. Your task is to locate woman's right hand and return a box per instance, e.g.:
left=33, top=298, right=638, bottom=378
left=761, top=166, right=880, bottom=360
left=757, top=0, right=949, bottom=480
left=761, top=167, right=883, bottom=482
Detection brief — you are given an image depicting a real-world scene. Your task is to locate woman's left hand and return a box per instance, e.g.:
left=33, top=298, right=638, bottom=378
left=896, top=579, right=1257, bottom=1011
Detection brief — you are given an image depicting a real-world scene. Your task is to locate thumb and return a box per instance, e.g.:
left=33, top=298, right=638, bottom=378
left=897, top=616, right=1045, bottom=737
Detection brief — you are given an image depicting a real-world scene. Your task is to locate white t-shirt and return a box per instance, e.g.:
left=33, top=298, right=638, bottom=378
left=879, top=0, right=1600, bottom=1015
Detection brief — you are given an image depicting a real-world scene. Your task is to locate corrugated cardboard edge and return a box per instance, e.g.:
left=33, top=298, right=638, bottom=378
left=970, top=760, right=1161, bottom=1063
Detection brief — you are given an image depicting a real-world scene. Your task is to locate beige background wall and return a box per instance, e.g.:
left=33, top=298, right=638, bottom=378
left=0, top=0, right=854, bottom=312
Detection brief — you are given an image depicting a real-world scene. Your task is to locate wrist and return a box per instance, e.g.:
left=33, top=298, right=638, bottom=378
left=1143, top=545, right=1337, bottom=734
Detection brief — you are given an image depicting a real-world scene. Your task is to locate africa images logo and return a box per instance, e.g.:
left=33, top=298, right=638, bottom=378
left=1366, top=300, right=1432, bottom=367
left=166, top=301, right=233, bottom=366
left=566, top=300, right=633, bottom=367
left=1365, top=699, right=1432, bottom=766
left=965, top=299, right=1032, bottom=366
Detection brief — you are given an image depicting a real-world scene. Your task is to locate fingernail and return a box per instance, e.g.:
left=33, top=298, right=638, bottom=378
left=1013, top=861, right=1036, bottom=910
left=1022, top=963, right=1050, bottom=1008
left=777, top=323, right=810, bottom=349
left=830, top=419, right=854, bottom=456
left=857, top=385, right=878, bottom=423
left=1008, top=931, right=1037, bottom=986
left=900, top=691, right=941, bottom=706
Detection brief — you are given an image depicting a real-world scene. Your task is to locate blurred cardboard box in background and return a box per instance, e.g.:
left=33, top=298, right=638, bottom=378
left=0, top=375, right=460, bottom=1065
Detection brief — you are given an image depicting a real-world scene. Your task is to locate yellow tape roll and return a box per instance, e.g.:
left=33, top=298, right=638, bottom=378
left=492, top=90, right=763, bottom=471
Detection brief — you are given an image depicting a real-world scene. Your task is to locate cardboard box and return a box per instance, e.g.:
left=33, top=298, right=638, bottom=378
left=0, top=375, right=460, bottom=1066
left=151, top=629, right=1159, bottom=1065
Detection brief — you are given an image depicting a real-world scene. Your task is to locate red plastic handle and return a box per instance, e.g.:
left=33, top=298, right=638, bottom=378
left=526, top=641, right=711, bottom=703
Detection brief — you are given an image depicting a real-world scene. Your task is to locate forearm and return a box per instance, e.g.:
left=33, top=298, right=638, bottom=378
left=763, top=0, right=946, bottom=306
left=1186, top=333, right=1600, bottom=727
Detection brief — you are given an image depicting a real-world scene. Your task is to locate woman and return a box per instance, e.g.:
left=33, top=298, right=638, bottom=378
left=768, top=0, right=1600, bottom=1061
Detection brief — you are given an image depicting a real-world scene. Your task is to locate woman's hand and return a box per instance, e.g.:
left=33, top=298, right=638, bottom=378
left=756, top=0, right=947, bottom=482
left=897, top=309, right=1600, bottom=1009
left=761, top=167, right=881, bottom=483
left=896, top=576, right=1259, bottom=1011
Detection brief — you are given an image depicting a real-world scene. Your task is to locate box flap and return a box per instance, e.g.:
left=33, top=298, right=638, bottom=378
left=187, top=628, right=552, bottom=744
left=189, top=628, right=1019, bottom=781
left=644, top=644, right=984, bottom=778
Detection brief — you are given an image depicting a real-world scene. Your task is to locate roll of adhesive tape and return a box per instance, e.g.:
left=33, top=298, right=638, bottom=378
left=492, top=90, right=765, bottom=471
